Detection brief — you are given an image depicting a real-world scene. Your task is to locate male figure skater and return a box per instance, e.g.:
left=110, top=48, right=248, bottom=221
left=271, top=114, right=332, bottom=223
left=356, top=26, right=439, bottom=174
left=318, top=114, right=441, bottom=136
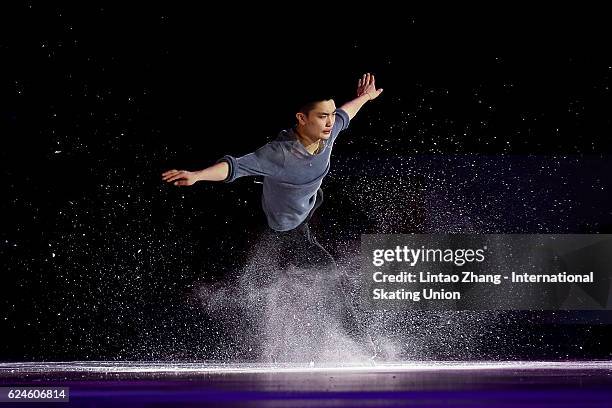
left=162, top=74, right=383, bottom=357
left=161, top=73, right=382, bottom=268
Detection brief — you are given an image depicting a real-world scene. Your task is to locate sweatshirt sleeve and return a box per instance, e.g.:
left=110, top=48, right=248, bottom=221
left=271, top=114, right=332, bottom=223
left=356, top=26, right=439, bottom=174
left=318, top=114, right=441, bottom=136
left=335, top=108, right=350, bottom=131
left=216, top=142, right=285, bottom=183
left=330, top=108, right=350, bottom=142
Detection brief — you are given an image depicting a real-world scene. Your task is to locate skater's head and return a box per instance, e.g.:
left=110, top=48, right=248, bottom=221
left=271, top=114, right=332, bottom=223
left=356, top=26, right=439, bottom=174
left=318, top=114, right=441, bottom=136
left=295, top=97, right=337, bottom=141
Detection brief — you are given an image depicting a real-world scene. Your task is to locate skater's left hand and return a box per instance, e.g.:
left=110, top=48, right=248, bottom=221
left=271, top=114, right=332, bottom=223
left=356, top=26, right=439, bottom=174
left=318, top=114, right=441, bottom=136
left=357, top=73, right=383, bottom=101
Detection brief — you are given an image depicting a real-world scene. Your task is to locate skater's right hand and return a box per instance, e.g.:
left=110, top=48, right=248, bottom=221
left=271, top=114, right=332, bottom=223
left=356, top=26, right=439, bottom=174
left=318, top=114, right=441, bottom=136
left=161, top=169, right=198, bottom=186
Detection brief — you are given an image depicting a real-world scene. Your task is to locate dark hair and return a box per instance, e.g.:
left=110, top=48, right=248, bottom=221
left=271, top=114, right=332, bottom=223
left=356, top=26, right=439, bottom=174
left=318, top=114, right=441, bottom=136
left=275, top=77, right=336, bottom=125
left=297, top=96, right=334, bottom=115
left=291, top=78, right=335, bottom=115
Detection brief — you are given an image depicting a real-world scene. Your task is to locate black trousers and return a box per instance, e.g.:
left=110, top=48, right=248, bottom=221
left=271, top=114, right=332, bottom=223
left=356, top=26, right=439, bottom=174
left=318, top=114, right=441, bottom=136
left=246, top=188, right=376, bottom=357
left=263, top=188, right=335, bottom=272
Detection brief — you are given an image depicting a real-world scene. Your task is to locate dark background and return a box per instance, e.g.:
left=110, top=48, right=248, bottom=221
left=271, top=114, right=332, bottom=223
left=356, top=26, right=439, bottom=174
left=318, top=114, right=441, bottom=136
left=1, top=5, right=611, bottom=361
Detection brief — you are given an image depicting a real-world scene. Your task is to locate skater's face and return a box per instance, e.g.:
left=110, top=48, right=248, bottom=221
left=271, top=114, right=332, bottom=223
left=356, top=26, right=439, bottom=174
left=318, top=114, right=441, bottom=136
left=296, top=100, right=337, bottom=140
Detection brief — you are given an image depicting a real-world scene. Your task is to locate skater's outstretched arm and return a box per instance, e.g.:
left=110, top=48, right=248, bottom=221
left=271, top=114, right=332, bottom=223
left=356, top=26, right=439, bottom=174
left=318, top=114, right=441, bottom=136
left=162, top=140, right=284, bottom=186
left=161, top=162, right=229, bottom=186
left=340, top=73, right=383, bottom=120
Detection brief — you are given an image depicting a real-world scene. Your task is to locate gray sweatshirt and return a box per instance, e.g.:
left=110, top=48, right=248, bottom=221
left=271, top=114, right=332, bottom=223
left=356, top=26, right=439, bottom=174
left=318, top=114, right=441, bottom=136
left=218, top=108, right=350, bottom=231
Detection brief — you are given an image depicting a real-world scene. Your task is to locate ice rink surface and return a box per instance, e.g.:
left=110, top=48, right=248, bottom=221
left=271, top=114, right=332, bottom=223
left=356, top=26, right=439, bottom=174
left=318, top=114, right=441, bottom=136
left=1, top=361, right=611, bottom=407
